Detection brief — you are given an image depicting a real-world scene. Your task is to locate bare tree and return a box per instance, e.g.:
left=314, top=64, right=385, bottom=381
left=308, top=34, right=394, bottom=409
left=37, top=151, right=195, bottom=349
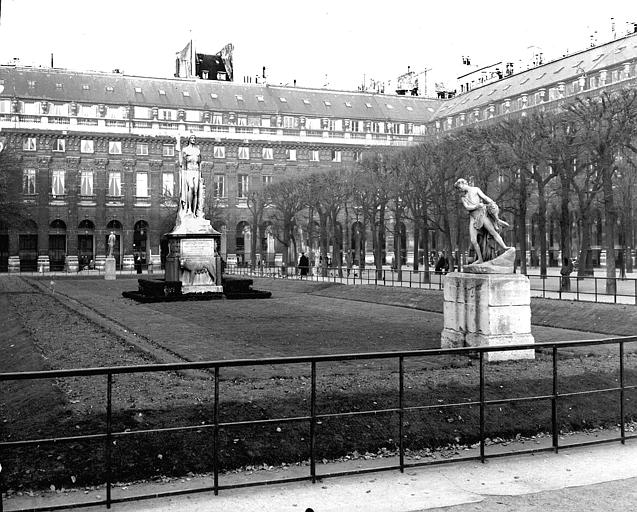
left=246, top=188, right=268, bottom=268
left=400, top=144, right=435, bottom=276
left=566, top=88, right=637, bottom=293
left=267, top=179, right=304, bottom=267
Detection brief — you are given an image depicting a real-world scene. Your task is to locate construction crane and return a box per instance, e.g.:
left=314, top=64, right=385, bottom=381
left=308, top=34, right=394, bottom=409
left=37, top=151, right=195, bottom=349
left=395, top=66, right=431, bottom=96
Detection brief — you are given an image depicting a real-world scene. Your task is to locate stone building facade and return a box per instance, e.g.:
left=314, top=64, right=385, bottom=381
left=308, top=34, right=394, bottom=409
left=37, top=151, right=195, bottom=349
left=1, top=30, right=636, bottom=271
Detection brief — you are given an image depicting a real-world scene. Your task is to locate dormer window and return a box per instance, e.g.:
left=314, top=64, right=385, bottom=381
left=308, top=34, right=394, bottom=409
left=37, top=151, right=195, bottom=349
left=303, top=99, right=310, bottom=105
left=105, top=86, right=114, bottom=92
left=55, top=83, right=64, bottom=90
left=82, top=84, right=90, bottom=90
left=210, top=93, right=218, bottom=99
left=135, top=87, right=142, bottom=93
left=324, top=100, right=331, bottom=106
left=182, top=91, right=190, bottom=97
left=159, top=89, right=166, bottom=95
left=365, top=102, right=372, bottom=108
left=256, top=95, right=265, bottom=102
left=406, top=106, right=413, bottom=111
left=386, top=104, right=393, bottom=109
left=280, top=97, right=287, bottom=103
left=235, top=94, right=243, bottom=101
left=345, top=102, right=352, bottom=107
left=27, top=80, right=36, bottom=89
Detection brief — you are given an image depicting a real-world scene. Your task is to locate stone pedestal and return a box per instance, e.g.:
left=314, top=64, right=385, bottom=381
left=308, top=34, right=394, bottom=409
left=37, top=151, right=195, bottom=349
left=165, top=233, right=223, bottom=294
left=441, top=272, right=535, bottom=361
left=104, top=257, right=116, bottom=280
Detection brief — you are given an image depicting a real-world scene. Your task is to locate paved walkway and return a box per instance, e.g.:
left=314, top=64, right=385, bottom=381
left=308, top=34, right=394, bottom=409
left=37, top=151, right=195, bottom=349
left=4, top=440, right=637, bottom=511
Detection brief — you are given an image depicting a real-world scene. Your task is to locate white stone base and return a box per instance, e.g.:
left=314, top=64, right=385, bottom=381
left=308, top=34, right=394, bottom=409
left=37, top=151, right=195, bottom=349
left=441, top=272, right=535, bottom=362
left=104, top=257, right=116, bottom=280
left=182, top=284, right=224, bottom=294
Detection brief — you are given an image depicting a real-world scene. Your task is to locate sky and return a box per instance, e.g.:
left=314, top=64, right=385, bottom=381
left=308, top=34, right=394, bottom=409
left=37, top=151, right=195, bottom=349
left=0, top=0, right=635, bottom=95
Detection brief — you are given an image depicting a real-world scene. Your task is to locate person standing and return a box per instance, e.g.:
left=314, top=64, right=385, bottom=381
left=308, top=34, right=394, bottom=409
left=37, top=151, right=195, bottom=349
left=299, top=252, right=309, bottom=277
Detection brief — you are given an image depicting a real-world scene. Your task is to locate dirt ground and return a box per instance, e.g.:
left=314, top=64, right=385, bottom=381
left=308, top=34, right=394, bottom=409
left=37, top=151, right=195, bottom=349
left=2, top=275, right=637, bottom=493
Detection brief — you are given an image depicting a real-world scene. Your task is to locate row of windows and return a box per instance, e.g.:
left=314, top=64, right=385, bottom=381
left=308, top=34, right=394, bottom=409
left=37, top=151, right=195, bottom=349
left=22, top=169, right=272, bottom=200
left=441, top=62, right=637, bottom=130
left=22, top=137, right=175, bottom=156
left=21, top=136, right=351, bottom=162
left=0, top=99, right=424, bottom=136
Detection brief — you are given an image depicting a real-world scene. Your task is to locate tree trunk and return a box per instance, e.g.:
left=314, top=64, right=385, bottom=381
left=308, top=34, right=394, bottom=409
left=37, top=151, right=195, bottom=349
left=394, top=212, right=403, bottom=282
left=577, top=210, right=594, bottom=278
left=421, top=217, right=431, bottom=283
left=344, top=204, right=352, bottom=272
left=518, top=172, right=528, bottom=274
left=559, top=172, right=572, bottom=261
left=412, top=221, right=421, bottom=272
left=537, top=182, right=548, bottom=277
left=376, top=205, right=386, bottom=279
left=250, top=221, right=259, bottom=269
left=602, top=163, right=617, bottom=295
left=626, top=208, right=634, bottom=273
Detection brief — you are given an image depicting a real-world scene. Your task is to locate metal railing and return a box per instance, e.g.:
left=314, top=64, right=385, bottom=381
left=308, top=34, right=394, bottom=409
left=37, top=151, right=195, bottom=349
left=225, top=265, right=637, bottom=304
left=2, top=337, right=637, bottom=511
left=1, top=264, right=165, bottom=279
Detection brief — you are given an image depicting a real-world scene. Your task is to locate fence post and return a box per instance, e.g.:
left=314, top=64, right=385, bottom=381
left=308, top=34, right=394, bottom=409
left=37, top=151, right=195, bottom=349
left=552, top=346, right=559, bottom=453
left=310, top=361, right=317, bottom=484
left=106, top=372, right=113, bottom=509
left=479, top=350, right=485, bottom=463
left=595, top=277, right=598, bottom=302
left=542, top=275, right=546, bottom=298
left=399, top=356, right=404, bottom=473
left=214, top=366, right=220, bottom=495
left=576, top=275, right=580, bottom=301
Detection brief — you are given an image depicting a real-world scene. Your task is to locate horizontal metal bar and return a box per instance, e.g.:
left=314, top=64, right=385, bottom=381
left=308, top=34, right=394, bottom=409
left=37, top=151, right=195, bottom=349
left=484, top=394, right=554, bottom=406
left=0, top=432, right=106, bottom=448
left=557, top=387, right=622, bottom=398
left=3, top=336, right=637, bottom=381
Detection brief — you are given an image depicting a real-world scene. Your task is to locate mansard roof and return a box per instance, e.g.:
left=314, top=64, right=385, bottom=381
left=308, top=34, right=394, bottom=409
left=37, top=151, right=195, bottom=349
left=433, top=31, right=637, bottom=119
left=0, top=66, right=442, bottom=123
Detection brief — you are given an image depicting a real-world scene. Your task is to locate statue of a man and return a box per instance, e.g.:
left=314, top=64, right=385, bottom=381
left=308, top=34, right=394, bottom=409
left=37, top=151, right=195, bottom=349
left=107, top=231, right=116, bottom=258
left=179, top=134, right=202, bottom=215
left=454, top=178, right=510, bottom=264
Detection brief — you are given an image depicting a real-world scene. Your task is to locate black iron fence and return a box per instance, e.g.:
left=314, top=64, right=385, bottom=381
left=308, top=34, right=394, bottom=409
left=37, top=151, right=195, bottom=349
left=1, top=264, right=165, bottom=279
left=225, top=265, right=637, bottom=305
left=2, top=337, right=637, bottom=511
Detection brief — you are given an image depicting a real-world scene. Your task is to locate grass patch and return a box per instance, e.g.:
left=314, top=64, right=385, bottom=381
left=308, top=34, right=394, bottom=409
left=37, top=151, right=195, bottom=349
left=1, top=277, right=637, bottom=491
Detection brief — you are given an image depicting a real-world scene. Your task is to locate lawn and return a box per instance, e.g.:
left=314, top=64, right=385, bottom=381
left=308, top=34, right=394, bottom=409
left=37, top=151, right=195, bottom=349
left=1, top=275, right=637, bottom=492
